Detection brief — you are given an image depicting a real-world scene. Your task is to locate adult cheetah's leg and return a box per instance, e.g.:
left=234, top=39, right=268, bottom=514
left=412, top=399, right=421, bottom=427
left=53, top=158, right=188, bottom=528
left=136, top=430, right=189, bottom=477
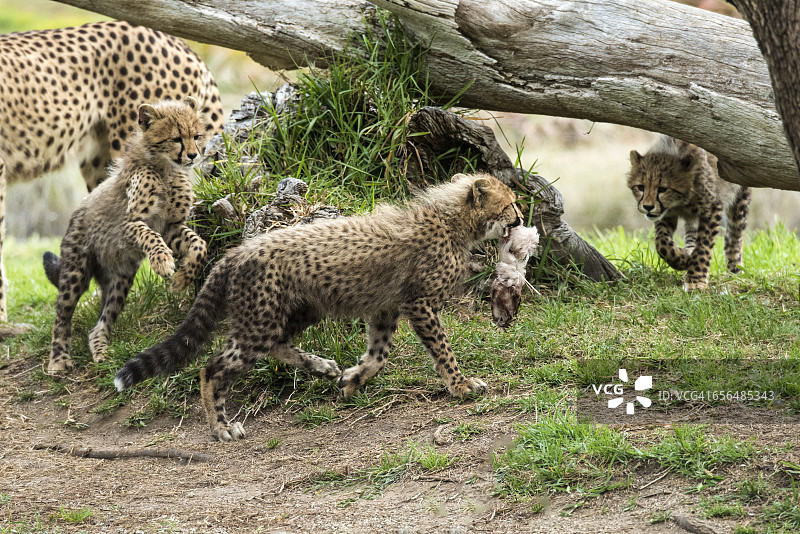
left=684, top=200, right=724, bottom=291
left=654, top=213, right=690, bottom=270
left=48, top=250, right=92, bottom=373
left=724, top=188, right=751, bottom=273
left=338, top=313, right=399, bottom=398
left=163, top=223, right=207, bottom=293
left=0, top=162, right=6, bottom=322
left=403, top=301, right=487, bottom=398
left=88, top=272, right=135, bottom=362
left=270, top=343, right=341, bottom=379
left=78, top=122, right=112, bottom=191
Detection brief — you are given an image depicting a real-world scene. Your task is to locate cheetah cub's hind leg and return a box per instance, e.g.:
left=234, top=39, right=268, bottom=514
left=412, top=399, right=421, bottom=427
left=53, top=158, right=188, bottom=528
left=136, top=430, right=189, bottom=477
left=724, top=188, right=751, bottom=273
left=683, top=217, right=698, bottom=257
left=88, top=272, right=135, bottom=362
left=338, top=313, right=399, bottom=399
left=47, top=249, right=92, bottom=373
left=200, top=339, right=251, bottom=442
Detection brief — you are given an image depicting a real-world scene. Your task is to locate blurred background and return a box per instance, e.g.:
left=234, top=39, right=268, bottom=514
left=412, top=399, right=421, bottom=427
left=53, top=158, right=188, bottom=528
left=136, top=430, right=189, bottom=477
left=3, top=0, right=799, bottom=240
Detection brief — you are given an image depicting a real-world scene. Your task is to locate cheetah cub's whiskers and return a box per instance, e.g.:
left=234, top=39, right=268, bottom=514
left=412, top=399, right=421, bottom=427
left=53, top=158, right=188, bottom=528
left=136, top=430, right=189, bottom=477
left=115, top=173, right=523, bottom=442
left=45, top=98, right=209, bottom=373
left=628, top=135, right=750, bottom=291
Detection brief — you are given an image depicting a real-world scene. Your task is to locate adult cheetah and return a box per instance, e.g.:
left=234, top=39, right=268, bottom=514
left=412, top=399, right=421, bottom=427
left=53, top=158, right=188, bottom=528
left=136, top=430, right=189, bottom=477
left=0, top=20, right=224, bottom=321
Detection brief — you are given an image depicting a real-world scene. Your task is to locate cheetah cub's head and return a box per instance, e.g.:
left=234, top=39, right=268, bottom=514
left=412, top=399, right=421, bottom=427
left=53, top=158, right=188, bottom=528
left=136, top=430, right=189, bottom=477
left=628, top=148, right=697, bottom=221
left=457, top=174, right=523, bottom=241
left=137, top=97, right=206, bottom=169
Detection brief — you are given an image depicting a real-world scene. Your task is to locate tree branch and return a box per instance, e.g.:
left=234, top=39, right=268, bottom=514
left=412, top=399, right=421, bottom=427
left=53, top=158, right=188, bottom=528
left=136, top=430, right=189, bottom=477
left=34, top=443, right=214, bottom=464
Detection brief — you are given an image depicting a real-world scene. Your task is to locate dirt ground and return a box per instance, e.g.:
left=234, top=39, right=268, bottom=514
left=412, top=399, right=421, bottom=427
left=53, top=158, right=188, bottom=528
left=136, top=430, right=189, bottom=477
left=0, top=355, right=783, bottom=534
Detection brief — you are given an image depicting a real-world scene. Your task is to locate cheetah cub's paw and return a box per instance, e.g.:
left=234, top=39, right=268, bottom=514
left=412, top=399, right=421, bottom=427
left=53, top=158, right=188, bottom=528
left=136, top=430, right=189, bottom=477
left=337, top=368, right=364, bottom=399
left=149, top=250, right=176, bottom=278
left=309, top=358, right=341, bottom=379
left=450, top=377, right=488, bottom=398
left=213, top=421, right=246, bottom=442
left=169, top=268, right=191, bottom=293
left=47, top=356, right=74, bottom=374
left=683, top=280, right=708, bottom=292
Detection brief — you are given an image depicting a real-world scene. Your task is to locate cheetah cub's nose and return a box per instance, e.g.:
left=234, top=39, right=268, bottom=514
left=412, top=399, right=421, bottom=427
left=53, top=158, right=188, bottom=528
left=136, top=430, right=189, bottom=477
left=187, top=153, right=198, bottom=161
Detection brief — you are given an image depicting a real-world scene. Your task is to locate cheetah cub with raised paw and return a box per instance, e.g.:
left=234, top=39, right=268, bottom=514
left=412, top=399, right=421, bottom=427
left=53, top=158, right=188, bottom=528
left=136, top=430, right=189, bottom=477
left=45, top=98, right=208, bottom=373
left=628, top=135, right=750, bottom=291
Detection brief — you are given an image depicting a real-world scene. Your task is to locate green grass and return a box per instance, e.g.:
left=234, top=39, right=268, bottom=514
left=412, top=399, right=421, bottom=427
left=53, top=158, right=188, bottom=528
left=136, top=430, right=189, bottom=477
left=51, top=506, right=94, bottom=525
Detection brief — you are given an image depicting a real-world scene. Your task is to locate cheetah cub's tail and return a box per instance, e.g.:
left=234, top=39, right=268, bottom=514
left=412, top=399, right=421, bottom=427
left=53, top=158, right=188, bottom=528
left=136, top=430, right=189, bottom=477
left=114, top=259, right=230, bottom=391
left=42, top=251, right=61, bottom=287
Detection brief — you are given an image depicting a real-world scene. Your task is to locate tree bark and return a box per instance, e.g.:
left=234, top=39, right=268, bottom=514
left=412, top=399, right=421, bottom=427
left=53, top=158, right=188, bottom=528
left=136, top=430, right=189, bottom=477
left=728, top=1, right=800, bottom=176
left=52, top=0, right=799, bottom=191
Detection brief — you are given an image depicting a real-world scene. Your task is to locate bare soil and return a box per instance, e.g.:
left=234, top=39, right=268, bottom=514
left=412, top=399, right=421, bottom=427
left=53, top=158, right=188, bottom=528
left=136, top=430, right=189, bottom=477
left=0, top=355, right=786, bottom=534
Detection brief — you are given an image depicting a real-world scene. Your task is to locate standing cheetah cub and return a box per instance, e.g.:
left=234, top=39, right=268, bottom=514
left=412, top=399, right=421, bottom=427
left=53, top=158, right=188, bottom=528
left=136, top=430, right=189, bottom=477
left=115, top=173, right=523, bottom=442
left=45, top=98, right=208, bottom=373
left=628, top=135, right=750, bottom=290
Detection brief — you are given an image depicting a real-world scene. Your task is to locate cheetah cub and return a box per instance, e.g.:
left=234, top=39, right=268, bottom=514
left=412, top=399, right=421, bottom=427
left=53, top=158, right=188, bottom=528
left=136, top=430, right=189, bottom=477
left=628, top=135, right=750, bottom=290
left=115, top=174, right=523, bottom=442
left=45, top=98, right=208, bottom=373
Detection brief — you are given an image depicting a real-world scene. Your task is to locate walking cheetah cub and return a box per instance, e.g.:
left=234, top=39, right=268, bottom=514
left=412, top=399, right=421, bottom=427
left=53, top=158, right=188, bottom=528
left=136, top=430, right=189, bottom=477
left=45, top=98, right=208, bottom=373
left=115, top=173, right=523, bottom=441
left=628, top=135, right=750, bottom=290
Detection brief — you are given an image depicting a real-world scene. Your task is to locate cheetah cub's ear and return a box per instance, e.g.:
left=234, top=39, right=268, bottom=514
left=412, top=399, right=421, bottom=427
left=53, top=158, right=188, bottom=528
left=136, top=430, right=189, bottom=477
left=630, top=150, right=642, bottom=166
left=183, top=96, right=199, bottom=111
left=450, top=173, right=468, bottom=182
left=471, top=177, right=493, bottom=204
left=679, top=154, right=695, bottom=171
left=138, top=104, right=160, bottom=131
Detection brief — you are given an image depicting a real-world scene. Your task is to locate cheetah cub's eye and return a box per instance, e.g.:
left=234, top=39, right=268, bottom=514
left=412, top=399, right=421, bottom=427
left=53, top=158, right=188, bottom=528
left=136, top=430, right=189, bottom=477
left=657, top=186, right=667, bottom=194
left=193, top=135, right=200, bottom=141
left=173, top=137, right=182, bottom=143
left=635, top=185, right=645, bottom=192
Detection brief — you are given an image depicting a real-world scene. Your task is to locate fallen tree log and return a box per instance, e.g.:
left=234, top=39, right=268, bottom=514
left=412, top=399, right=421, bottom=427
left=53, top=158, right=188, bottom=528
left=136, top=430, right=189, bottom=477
left=52, top=0, right=799, bottom=191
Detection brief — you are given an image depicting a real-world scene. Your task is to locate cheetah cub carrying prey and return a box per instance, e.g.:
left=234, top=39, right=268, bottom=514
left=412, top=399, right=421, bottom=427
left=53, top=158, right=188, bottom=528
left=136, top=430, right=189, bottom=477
left=44, top=98, right=208, bottom=373
left=628, top=135, right=750, bottom=290
left=115, top=173, right=523, bottom=442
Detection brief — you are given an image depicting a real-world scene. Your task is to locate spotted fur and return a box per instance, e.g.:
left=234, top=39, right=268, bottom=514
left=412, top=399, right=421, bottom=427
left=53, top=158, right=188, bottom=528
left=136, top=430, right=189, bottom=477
left=0, top=20, right=224, bottom=322
left=115, top=173, right=523, bottom=442
left=45, top=98, right=209, bottom=373
left=628, top=135, right=750, bottom=290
